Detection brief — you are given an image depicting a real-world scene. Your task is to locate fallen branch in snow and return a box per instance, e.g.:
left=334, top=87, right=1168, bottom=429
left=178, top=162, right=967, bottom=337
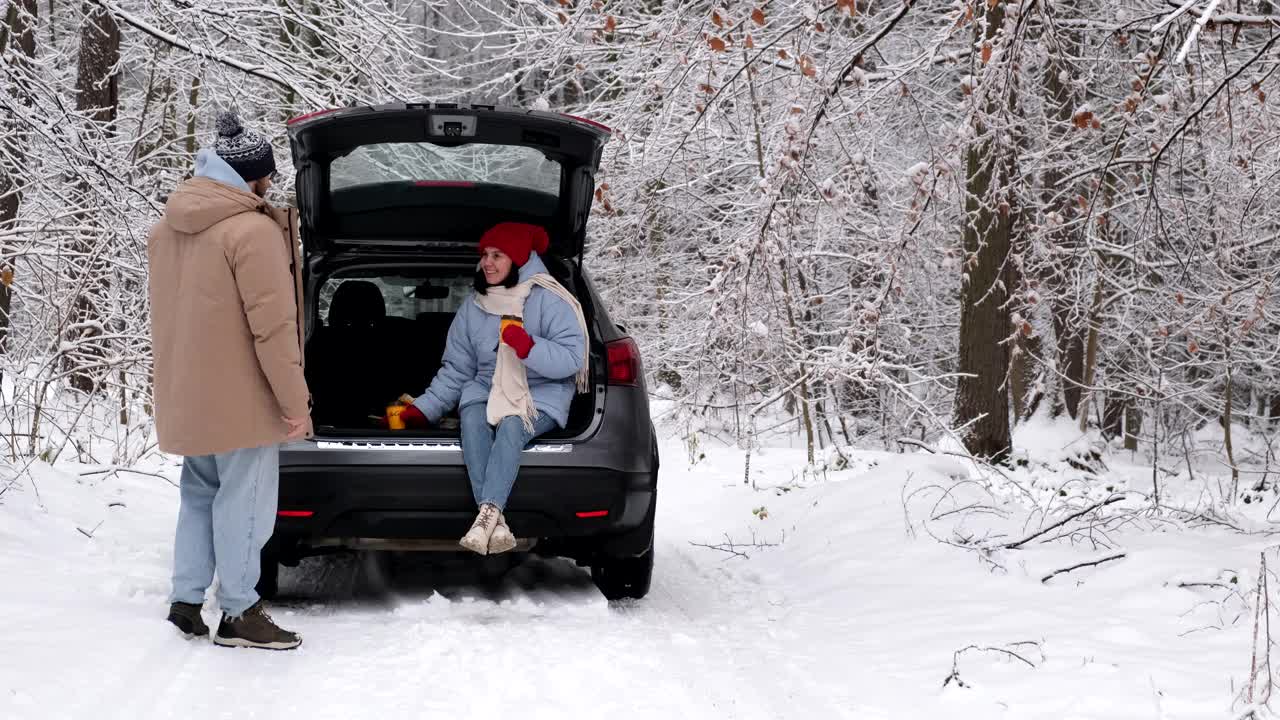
left=0, top=467, right=18, bottom=501
left=902, top=479, right=1009, bottom=573
left=942, top=641, right=1042, bottom=688
left=76, top=520, right=105, bottom=539
left=1040, top=552, right=1127, bottom=584
left=0, top=463, right=38, bottom=504
left=79, top=466, right=176, bottom=487
left=1178, top=581, right=1236, bottom=591
left=1163, top=507, right=1278, bottom=536
left=1175, top=571, right=1250, bottom=638
left=1000, top=495, right=1125, bottom=551
left=893, top=437, right=1037, bottom=505
left=690, top=531, right=783, bottom=560
left=893, top=437, right=994, bottom=467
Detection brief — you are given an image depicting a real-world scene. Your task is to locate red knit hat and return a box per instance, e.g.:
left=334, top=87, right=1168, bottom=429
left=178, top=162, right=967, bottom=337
left=477, top=222, right=550, bottom=267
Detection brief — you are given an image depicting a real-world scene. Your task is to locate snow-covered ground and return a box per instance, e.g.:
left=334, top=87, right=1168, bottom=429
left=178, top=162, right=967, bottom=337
left=0, top=415, right=1272, bottom=719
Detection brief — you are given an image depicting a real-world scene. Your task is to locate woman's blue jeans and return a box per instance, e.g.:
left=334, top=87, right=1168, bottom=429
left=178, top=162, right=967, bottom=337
left=459, top=403, right=558, bottom=510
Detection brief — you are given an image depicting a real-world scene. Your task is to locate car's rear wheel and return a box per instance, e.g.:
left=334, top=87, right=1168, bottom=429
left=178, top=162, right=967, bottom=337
left=591, top=547, right=653, bottom=600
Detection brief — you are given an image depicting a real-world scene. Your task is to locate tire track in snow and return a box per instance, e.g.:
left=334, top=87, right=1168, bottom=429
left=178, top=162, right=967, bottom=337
left=608, top=540, right=798, bottom=720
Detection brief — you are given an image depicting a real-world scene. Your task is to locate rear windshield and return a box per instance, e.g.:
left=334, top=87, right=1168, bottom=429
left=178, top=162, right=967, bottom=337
left=330, top=143, right=562, bottom=196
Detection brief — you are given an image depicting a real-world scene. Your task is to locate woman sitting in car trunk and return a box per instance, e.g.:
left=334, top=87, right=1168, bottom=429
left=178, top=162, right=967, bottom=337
left=397, top=222, right=588, bottom=555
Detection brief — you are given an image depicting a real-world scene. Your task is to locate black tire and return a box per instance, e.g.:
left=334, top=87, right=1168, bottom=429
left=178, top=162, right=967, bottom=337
left=256, top=550, right=280, bottom=600
left=591, top=547, right=654, bottom=600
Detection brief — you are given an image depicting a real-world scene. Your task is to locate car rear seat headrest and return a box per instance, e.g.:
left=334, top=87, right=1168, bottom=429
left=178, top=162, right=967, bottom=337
left=329, top=280, right=386, bottom=328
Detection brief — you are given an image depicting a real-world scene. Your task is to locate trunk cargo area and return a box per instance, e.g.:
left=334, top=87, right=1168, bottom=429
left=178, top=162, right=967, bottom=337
left=302, top=256, right=599, bottom=441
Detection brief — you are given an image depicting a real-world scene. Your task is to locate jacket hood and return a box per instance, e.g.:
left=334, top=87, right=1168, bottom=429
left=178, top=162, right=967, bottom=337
left=163, top=150, right=263, bottom=235
left=195, top=148, right=251, bottom=191
left=518, top=252, right=549, bottom=283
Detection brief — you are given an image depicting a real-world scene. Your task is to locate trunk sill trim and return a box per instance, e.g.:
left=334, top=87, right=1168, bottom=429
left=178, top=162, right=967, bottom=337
left=314, top=440, right=573, bottom=453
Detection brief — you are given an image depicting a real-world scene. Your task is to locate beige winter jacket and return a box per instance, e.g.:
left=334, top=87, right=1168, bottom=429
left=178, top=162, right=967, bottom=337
left=148, top=177, right=310, bottom=457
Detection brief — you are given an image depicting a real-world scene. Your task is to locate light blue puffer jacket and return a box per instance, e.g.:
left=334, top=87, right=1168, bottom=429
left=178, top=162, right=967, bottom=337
left=412, top=253, right=586, bottom=428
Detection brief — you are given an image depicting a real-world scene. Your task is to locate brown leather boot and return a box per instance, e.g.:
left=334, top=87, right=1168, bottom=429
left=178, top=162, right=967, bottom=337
left=213, top=601, right=302, bottom=650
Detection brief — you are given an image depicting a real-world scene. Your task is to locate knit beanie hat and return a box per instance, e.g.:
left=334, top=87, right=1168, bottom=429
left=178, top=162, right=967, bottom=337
left=477, top=222, right=550, bottom=267
left=214, top=110, right=276, bottom=183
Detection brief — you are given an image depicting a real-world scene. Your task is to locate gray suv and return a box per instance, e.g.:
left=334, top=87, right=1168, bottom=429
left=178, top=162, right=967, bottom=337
left=263, top=104, right=657, bottom=600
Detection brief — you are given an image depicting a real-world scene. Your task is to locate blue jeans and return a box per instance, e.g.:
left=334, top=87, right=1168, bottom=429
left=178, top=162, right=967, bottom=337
left=460, top=404, right=558, bottom=510
left=169, top=444, right=279, bottom=617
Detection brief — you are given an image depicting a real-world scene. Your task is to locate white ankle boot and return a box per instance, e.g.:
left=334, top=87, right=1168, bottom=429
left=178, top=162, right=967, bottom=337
left=460, top=503, right=500, bottom=554
left=488, top=513, right=517, bottom=554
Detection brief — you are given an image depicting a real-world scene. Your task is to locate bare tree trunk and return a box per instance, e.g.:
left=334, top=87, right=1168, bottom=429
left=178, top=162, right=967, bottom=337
left=1124, top=404, right=1141, bottom=451
left=1010, top=330, right=1043, bottom=421
left=1038, top=2, right=1088, bottom=420
left=1224, top=355, right=1240, bottom=499
left=1103, top=384, right=1142, bottom=451
left=777, top=255, right=816, bottom=465
left=75, top=4, right=121, bottom=123
left=1076, top=276, right=1104, bottom=432
left=1006, top=121, right=1035, bottom=423
left=0, top=1, right=39, bottom=387
left=66, top=2, right=121, bottom=394
left=953, top=1, right=1015, bottom=462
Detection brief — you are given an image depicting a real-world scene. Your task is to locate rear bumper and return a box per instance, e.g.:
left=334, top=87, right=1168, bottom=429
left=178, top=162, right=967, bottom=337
left=275, top=386, right=658, bottom=560
left=277, top=463, right=651, bottom=537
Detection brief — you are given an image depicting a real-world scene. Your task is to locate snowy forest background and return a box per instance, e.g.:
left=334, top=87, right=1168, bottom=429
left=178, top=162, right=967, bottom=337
left=0, top=0, right=1278, bottom=490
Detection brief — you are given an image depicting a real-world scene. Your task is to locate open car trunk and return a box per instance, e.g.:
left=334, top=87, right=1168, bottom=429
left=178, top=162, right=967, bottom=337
left=287, top=104, right=612, bottom=442
left=288, top=103, right=609, bottom=259
left=303, top=255, right=600, bottom=441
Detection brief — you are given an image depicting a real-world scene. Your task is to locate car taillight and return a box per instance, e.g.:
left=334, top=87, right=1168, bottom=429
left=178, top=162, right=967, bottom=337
left=606, top=337, right=640, bottom=386
left=277, top=510, right=314, bottom=518
left=559, top=113, right=613, bottom=134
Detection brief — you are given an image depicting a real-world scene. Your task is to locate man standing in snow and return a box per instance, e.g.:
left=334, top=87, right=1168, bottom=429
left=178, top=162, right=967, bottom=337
left=148, top=110, right=310, bottom=650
